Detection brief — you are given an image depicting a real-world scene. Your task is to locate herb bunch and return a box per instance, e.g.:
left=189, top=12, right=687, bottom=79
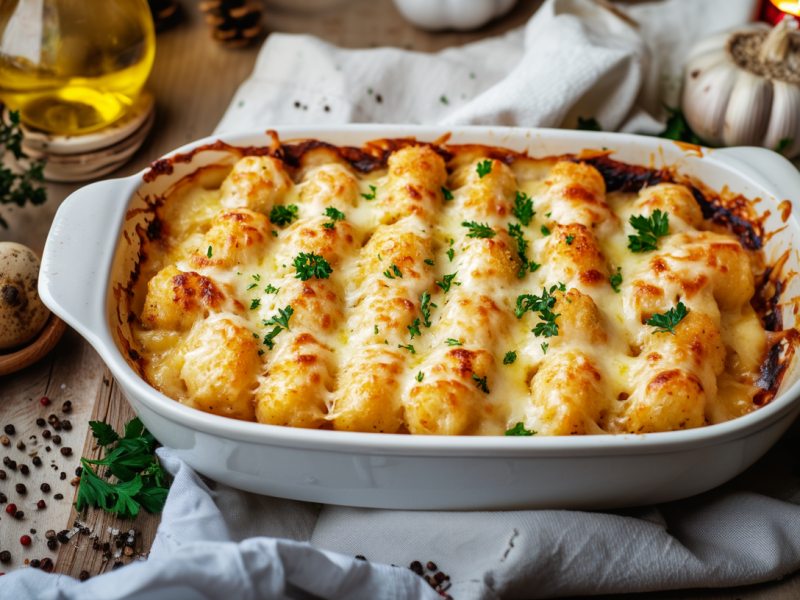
left=0, top=111, right=47, bottom=229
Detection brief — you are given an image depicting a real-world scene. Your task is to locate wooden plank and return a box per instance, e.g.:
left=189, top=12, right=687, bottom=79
left=53, top=370, right=160, bottom=580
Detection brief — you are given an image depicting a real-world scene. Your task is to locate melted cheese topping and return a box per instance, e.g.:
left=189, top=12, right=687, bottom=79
left=132, top=145, right=769, bottom=435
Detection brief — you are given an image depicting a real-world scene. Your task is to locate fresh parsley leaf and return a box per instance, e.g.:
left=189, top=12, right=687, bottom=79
left=322, top=206, right=346, bottom=229
left=476, top=159, right=492, bottom=178
left=293, top=252, right=332, bottom=281
left=206, top=246, right=213, bottom=258
left=424, top=259, right=435, bottom=266
left=503, top=351, right=517, bottom=365
left=609, top=267, right=622, bottom=293
left=398, top=343, right=416, bottom=354
left=473, top=373, right=489, bottom=394
left=416, top=371, right=424, bottom=382
left=272, top=231, right=278, bottom=237
left=647, top=302, right=689, bottom=335
left=658, top=104, right=703, bottom=145
left=508, top=223, right=533, bottom=279
left=270, top=204, right=299, bottom=226
left=250, top=298, right=260, bottom=310
left=442, top=186, right=453, bottom=201
left=361, top=185, right=377, bottom=200
left=374, top=325, right=379, bottom=334
left=252, top=274, right=261, bottom=281
left=576, top=117, right=602, bottom=131
left=384, top=264, right=403, bottom=279
left=247, top=283, right=258, bottom=290
left=263, top=306, right=294, bottom=331
left=541, top=342, right=549, bottom=354
left=0, top=110, right=47, bottom=229
left=446, top=248, right=455, bottom=262
left=262, top=325, right=283, bottom=350
left=541, top=225, right=550, bottom=236
left=408, top=318, right=421, bottom=339
left=517, top=286, right=562, bottom=338
left=436, top=272, right=460, bottom=293
left=265, top=284, right=280, bottom=294
left=776, top=137, right=793, bottom=154
left=440, top=95, right=449, bottom=105
left=420, top=290, right=433, bottom=328
left=565, top=234, right=575, bottom=245
left=445, top=338, right=462, bottom=346
left=462, top=220, right=496, bottom=239
left=533, top=314, right=560, bottom=338
left=90, top=421, right=120, bottom=446
left=628, top=209, right=669, bottom=252
left=512, top=191, right=535, bottom=226
left=505, top=422, right=536, bottom=436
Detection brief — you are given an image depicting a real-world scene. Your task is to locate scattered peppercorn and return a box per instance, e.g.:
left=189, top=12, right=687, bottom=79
left=5, top=504, right=16, bottom=515
left=60, top=447, right=72, bottom=456
left=40, top=397, right=50, bottom=406
left=15, top=440, right=24, bottom=450
left=79, top=570, right=90, bottom=582
left=0, top=436, right=8, bottom=446
left=20, top=536, right=31, bottom=546
left=35, top=418, right=45, bottom=427
left=56, top=530, right=70, bottom=544
left=61, top=401, right=72, bottom=413
left=41, top=430, right=51, bottom=439
left=52, top=435, right=61, bottom=445
left=30, top=529, right=36, bottom=534
left=13, top=511, right=23, bottom=520
left=45, top=446, right=51, bottom=452
left=0, top=551, right=9, bottom=563
left=40, top=558, right=53, bottom=573
left=53, top=494, right=63, bottom=500
left=60, top=420, right=72, bottom=431
left=427, top=561, right=437, bottom=571
left=15, top=484, right=26, bottom=494
left=47, top=415, right=58, bottom=425
left=3, top=459, right=15, bottom=470
left=0, top=470, right=5, bottom=480
left=355, top=555, right=367, bottom=561
left=3, top=425, right=14, bottom=436
left=45, top=530, right=55, bottom=540
left=19, top=464, right=28, bottom=475
left=37, top=500, right=46, bottom=509
left=410, top=561, right=423, bottom=575
left=40, top=483, right=50, bottom=493
left=0, top=493, right=5, bottom=504
left=75, top=466, right=83, bottom=477
left=29, top=559, right=41, bottom=569
left=46, top=539, right=57, bottom=551
left=102, top=542, right=110, bottom=552
left=59, top=472, right=66, bottom=480
left=32, top=457, right=41, bottom=467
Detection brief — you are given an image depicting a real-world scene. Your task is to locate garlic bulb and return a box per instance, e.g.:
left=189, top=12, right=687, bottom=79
left=683, top=18, right=800, bottom=158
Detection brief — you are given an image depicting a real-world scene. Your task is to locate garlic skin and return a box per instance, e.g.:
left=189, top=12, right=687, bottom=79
left=683, top=19, right=800, bottom=158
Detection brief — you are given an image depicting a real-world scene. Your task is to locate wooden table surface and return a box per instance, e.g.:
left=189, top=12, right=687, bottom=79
left=2, top=0, right=800, bottom=597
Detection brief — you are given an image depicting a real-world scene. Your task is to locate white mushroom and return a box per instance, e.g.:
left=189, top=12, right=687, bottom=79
left=0, top=242, right=50, bottom=350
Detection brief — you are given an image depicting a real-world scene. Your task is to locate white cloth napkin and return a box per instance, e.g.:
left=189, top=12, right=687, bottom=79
left=11, top=0, right=800, bottom=598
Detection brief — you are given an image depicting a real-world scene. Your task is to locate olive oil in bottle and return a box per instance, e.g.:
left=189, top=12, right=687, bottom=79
left=0, top=0, right=155, bottom=135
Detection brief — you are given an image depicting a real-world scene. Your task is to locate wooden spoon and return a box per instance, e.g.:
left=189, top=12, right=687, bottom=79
left=0, top=313, right=66, bottom=377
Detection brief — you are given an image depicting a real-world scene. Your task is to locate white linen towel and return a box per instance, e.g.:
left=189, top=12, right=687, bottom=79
left=10, top=1, right=800, bottom=599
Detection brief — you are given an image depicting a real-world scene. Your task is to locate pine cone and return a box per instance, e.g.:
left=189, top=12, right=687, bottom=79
left=198, top=0, right=263, bottom=48
left=148, top=0, right=181, bottom=31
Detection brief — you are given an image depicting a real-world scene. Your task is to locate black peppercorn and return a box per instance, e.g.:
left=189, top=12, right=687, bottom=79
left=4, top=424, right=15, bottom=435
left=0, top=492, right=6, bottom=503
left=45, top=530, right=55, bottom=540
left=53, top=493, right=63, bottom=500
left=19, top=464, right=29, bottom=475
left=434, top=572, right=446, bottom=583
left=355, top=555, right=367, bottom=561
left=102, top=542, right=110, bottom=552
left=16, top=440, right=25, bottom=450
left=47, top=415, right=58, bottom=425
left=45, top=446, right=51, bottom=452
left=59, top=472, right=66, bottom=480
left=56, top=530, right=70, bottom=544
left=32, top=456, right=41, bottom=467
left=30, top=559, right=41, bottom=569
left=60, top=447, right=72, bottom=456
left=42, top=430, right=51, bottom=439
left=6, top=459, right=15, bottom=470
left=410, top=561, right=423, bottom=575
left=75, top=466, right=83, bottom=477
left=40, top=483, right=50, bottom=493
left=36, top=418, right=46, bottom=427
left=52, top=435, right=61, bottom=445
left=61, top=401, right=72, bottom=413
left=47, top=539, right=57, bottom=551
left=0, top=469, right=5, bottom=480
left=15, top=483, right=26, bottom=494
left=79, top=570, right=90, bottom=582
left=14, top=511, right=24, bottom=519
left=60, top=420, right=72, bottom=431
left=0, top=550, right=10, bottom=563
left=427, top=561, right=437, bottom=571
left=40, top=557, right=54, bottom=572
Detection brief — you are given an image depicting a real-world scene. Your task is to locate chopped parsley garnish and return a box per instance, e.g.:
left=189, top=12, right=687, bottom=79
left=541, top=225, right=551, bottom=236
left=270, top=204, right=299, bottom=226
left=476, top=159, right=492, bottom=178
left=378, top=253, right=382, bottom=261
left=263, top=305, right=293, bottom=331
left=436, top=272, right=460, bottom=293
left=361, top=185, right=377, bottom=200
left=272, top=231, right=279, bottom=237
left=473, top=374, right=489, bottom=393
left=0, top=110, right=47, bottom=229
left=541, top=342, right=549, bottom=354
left=446, top=338, right=462, bottom=346
left=508, top=223, right=537, bottom=279
left=424, top=258, right=435, bottom=266
left=250, top=298, right=260, bottom=310
left=512, top=191, right=535, bottom=226
left=609, top=267, right=622, bottom=293
left=440, top=95, right=449, bottom=104
left=446, top=248, right=455, bottom=262
left=77, top=417, right=168, bottom=519
left=408, top=318, right=421, bottom=339
left=322, top=206, right=346, bottom=229
left=505, top=422, right=536, bottom=436
left=462, top=220, right=496, bottom=239
left=416, top=371, right=424, bottom=382
left=253, top=274, right=261, bottom=281
left=262, top=326, right=283, bottom=351
left=265, top=284, right=280, bottom=294
left=503, top=351, right=517, bottom=365
left=246, top=283, right=257, bottom=290
left=206, top=246, right=213, bottom=258
left=516, top=285, right=563, bottom=338
left=647, top=302, right=689, bottom=335
left=628, top=209, right=669, bottom=252
left=398, top=343, right=416, bottom=354
left=442, top=186, right=453, bottom=201
left=253, top=333, right=260, bottom=339
left=258, top=349, right=265, bottom=356
left=420, top=290, right=433, bottom=328
left=374, top=325, right=379, bottom=334
left=384, top=264, right=403, bottom=279
left=293, top=252, right=332, bottom=281
left=565, top=234, right=575, bottom=245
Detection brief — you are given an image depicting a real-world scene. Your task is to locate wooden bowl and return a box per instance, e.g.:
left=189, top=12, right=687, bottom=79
left=0, top=313, right=66, bottom=377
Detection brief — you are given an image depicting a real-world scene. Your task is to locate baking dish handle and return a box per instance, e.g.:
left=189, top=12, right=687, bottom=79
left=707, top=146, right=800, bottom=206
left=39, top=178, right=131, bottom=346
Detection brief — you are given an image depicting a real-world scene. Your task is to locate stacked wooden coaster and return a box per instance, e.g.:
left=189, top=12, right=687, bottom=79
left=2, top=91, right=154, bottom=182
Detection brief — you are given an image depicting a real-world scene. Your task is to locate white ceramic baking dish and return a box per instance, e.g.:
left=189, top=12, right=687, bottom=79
left=39, top=126, right=800, bottom=510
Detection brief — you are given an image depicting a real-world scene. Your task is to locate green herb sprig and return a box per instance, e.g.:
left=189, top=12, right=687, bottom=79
left=293, top=252, right=332, bottom=281
left=505, top=422, right=536, bottom=436
left=476, top=160, right=492, bottom=178
left=436, top=272, right=460, bottom=293
left=0, top=111, right=47, bottom=229
left=270, top=204, right=298, bottom=227
left=628, top=209, right=669, bottom=253
left=462, top=221, right=496, bottom=239
left=647, top=302, right=689, bottom=335
left=322, top=206, right=346, bottom=229
left=512, top=191, right=535, bottom=226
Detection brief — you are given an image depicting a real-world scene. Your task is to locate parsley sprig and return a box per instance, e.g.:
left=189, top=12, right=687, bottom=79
left=508, top=223, right=540, bottom=278
left=420, top=290, right=435, bottom=328
left=436, top=272, right=460, bottom=293
left=293, top=252, right=332, bottom=281
left=322, top=206, right=346, bottom=229
left=270, top=204, right=299, bottom=227
left=261, top=306, right=294, bottom=350
left=473, top=374, right=490, bottom=393
left=361, top=185, right=377, bottom=200
left=445, top=338, right=462, bottom=346
left=441, top=186, right=453, bottom=201
left=462, top=220, right=496, bottom=239
left=628, top=209, right=669, bottom=252
left=609, top=267, right=622, bottom=293
left=408, top=318, right=421, bottom=339
left=503, top=351, right=517, bottom=365
left=476, top=159, right=492, bottom=178
left=77, top=418, right=169, bottom=519
left=505, top=422, right=536, bottom=436
left=384, top=264, right=403, bottom=279
left=512, top=191, right=535, bottom=226
left=516, top=285, right=563, bottom=338
left=647, top=302, right=689, bottom=335
left=0, top=111, right=47, bottom=229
